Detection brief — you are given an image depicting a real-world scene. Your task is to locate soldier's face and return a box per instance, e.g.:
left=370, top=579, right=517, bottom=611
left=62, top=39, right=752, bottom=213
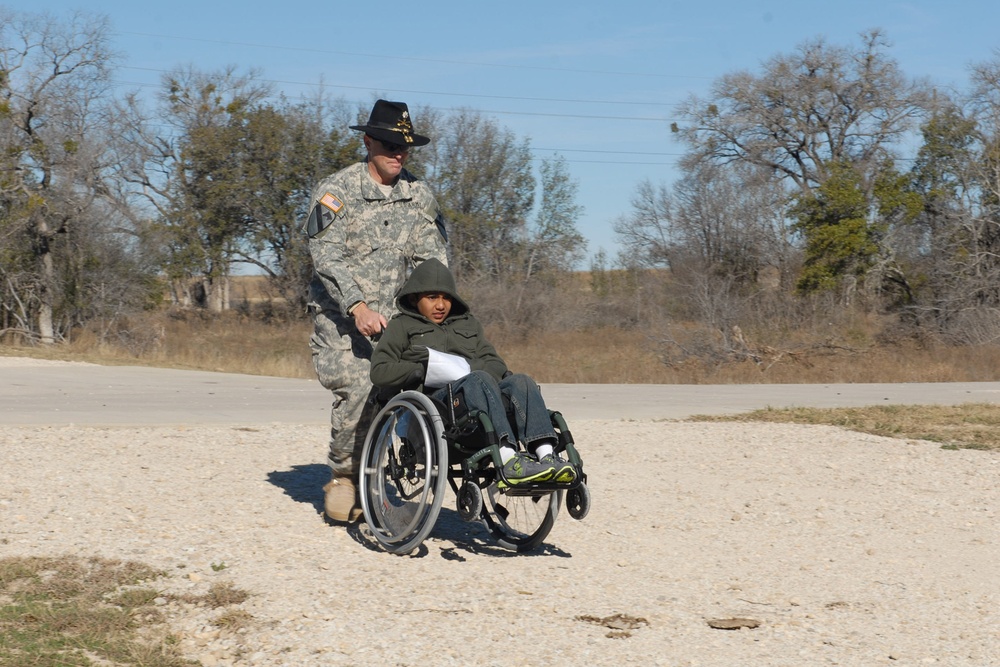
left=414, top=292, right=452, bottom=324
left=365, top=135, right=409, bottom=185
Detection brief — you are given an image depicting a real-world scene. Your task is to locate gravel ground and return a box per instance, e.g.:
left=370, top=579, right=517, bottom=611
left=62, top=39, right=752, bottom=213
left=1, top=358, right=998, bottom=666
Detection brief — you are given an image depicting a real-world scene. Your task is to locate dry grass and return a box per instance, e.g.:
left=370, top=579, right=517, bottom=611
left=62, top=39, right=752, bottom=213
left=693, top=403, right=1000, bottom=451
left=210, top=610, right=254, bottom=632
left=492, top=326, right=1000, bottom=384
left=175, top=582, right=250, bottom=609
left=495, top=327, right=666, bottom=383
left=8, top=310, right=316, bottom=379
left=0, top=556, right=255, bottom=667
left=0, top=555, right=195, bottom=666
left=5, top=307, right=1000, bottom=385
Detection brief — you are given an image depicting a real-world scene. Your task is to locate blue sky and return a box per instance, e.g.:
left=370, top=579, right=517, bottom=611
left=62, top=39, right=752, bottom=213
left=14, top=1, right=1000, bottom=262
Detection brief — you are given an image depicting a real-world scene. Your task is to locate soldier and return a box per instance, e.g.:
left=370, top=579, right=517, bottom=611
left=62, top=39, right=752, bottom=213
left=304, top=99, right=448, bottom=523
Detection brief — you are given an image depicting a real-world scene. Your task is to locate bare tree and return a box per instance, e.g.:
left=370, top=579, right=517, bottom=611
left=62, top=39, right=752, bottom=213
left=422, top=108, right=535, bottom=281
left=0, top=9, right=120, bottom=343
left=673, top=29, right=927, bottom=198
left=901, top=57, right=1000, bottom=341
left=675, top=163, right=794, bottom=285
left=522, top=155, right=586, bottom=280
left=615, top=163, right=792, bottom=281
left=672, top=30, right=929, bottom=302
left=612, top=179, right=673, bottom=270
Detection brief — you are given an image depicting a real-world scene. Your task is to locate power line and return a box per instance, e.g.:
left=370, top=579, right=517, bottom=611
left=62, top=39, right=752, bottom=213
left=122, top=66, right=673, bottom=120
left=446, top=107, right=671, bottom=122
left=98, top=94, right=683, bottom=166
left=534, top=147, right=684, bottom=156
left=110, top=79, right=159, bottom=89
left=117, top=67, right=678, bottom=123
left=104, top=30, right=696, bottom=166
left=116, top=30, right=713, bottom=82
left=530, top=157, right=677, bottom=165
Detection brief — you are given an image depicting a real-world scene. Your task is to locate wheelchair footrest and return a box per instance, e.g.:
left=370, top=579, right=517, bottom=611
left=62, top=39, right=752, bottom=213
left=498, top=477, right=585, bottom=495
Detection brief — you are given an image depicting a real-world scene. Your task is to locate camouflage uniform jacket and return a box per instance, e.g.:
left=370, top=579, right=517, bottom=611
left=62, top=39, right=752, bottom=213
left=305, top=160, right=448, bottom=322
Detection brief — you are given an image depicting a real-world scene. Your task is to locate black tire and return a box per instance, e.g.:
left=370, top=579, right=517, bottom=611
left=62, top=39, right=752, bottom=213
left=457, top=480, right=483, bottom=522
left=358, top=392, right=448, bottom=554
left=566, top=482, right=591, bottom=521
left=481, top=485, right=560, bottom=552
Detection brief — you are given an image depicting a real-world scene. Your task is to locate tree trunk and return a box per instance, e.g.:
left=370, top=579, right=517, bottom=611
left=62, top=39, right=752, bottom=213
left=36, top=217, right=56, bottom=345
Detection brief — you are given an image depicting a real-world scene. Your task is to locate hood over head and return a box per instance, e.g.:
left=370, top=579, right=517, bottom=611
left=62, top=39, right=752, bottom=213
left=396, top=258, right=469, bottom=318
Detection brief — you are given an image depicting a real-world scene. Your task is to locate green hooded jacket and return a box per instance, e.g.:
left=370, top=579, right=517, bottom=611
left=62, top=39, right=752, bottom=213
left=369, top=258, right=508, bottom=389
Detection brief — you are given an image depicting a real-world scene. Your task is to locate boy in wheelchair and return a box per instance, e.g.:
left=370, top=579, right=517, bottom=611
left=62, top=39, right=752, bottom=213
left=370, top=258, right=578, bottom=486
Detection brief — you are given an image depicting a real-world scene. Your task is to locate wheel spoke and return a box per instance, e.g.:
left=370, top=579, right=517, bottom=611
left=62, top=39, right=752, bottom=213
left=357, top=393, right=448, bottom=554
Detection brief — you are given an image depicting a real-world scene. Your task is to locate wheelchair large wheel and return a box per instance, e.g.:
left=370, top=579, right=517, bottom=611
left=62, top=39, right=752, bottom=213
left=481, top=485, right=561, bottom=552
left=359, top=392, right=448, bottom=555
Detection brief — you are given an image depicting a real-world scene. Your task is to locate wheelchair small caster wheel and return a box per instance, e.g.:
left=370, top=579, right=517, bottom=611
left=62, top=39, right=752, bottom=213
left=566, top=483, right=591, bottom=520
left=457, top=480, right=482, bottom=521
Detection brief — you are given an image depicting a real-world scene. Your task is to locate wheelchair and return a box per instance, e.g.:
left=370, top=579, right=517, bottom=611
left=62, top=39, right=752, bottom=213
left=357, top=383, right=591, bottom=555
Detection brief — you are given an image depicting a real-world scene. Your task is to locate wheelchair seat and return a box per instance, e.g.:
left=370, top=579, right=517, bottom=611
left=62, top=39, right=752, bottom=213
left=357, top=385, right=590, bottom=555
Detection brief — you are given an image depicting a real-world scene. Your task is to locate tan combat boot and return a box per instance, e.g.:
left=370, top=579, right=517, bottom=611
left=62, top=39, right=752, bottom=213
left=323, top=476, right=363, bottom=522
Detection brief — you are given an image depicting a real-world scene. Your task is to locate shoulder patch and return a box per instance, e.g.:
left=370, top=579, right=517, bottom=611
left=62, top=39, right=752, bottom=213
left=319, top=192, right=344, bottom=214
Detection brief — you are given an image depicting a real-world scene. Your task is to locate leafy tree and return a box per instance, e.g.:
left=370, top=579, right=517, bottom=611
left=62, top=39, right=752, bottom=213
left=112, top=75, right=362, bottom=314
left=111, top=65, right=272, bottom=311
left=792, top=160, right=920, bottom=302
left=227, top=99, right=361, bottom=311
left=791, top=161, right=875, bottom=293
left=911, top=102, right=977, bottom=212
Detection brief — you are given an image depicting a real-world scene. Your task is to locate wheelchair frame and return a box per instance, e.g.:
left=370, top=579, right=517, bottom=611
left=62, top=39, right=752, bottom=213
left=357, top=386, right=590, bottom=555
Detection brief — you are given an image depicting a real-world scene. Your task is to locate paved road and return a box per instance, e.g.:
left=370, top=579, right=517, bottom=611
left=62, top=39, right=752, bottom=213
left=3, top=362, right=1000, bottom=425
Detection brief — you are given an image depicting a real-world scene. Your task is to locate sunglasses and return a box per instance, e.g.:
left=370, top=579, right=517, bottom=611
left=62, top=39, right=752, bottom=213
left=375, top=138, right=410, bottom=154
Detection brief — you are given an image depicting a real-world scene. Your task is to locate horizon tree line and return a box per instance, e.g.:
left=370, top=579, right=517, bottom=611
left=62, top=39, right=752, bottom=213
left=4, top=10, right=1000, bottom=355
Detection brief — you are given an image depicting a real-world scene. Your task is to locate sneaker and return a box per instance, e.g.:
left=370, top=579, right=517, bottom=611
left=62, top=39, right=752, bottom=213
left=540, top=454, right=577, bottom=484
left=323, top=476, right=363, bottom=522
left=499, top=452, right=555, bottom=487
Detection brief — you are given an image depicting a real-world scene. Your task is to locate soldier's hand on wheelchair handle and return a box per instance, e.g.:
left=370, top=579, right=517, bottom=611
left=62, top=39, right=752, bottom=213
left=352, top=302, right=387, bottom=338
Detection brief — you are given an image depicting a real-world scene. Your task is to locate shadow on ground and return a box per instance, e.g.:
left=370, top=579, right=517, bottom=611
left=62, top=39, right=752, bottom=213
left=348, top=506, right=571, bottom=559
left=266, top=464, right=572, bottom=559
left=266, top=463, right=328, bottom=513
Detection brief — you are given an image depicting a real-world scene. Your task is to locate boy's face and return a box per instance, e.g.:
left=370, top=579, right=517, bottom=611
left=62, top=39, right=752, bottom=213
left=414, top=292, right=452, bottom=324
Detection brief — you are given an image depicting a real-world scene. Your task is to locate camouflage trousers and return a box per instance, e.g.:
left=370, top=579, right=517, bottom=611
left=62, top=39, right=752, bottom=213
left=309, top=308, right=380, bottom=479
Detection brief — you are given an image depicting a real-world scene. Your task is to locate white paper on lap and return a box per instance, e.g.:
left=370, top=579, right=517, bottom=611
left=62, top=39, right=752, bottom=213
left=424, top=348, right=471, bottom=389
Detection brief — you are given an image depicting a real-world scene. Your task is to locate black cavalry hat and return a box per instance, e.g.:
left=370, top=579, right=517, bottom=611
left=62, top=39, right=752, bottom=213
left=350, top=99, right=430, bottom=147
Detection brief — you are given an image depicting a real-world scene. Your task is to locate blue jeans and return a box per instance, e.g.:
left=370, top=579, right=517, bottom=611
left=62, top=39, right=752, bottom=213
left=432, top=371, right=556, bottom=450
